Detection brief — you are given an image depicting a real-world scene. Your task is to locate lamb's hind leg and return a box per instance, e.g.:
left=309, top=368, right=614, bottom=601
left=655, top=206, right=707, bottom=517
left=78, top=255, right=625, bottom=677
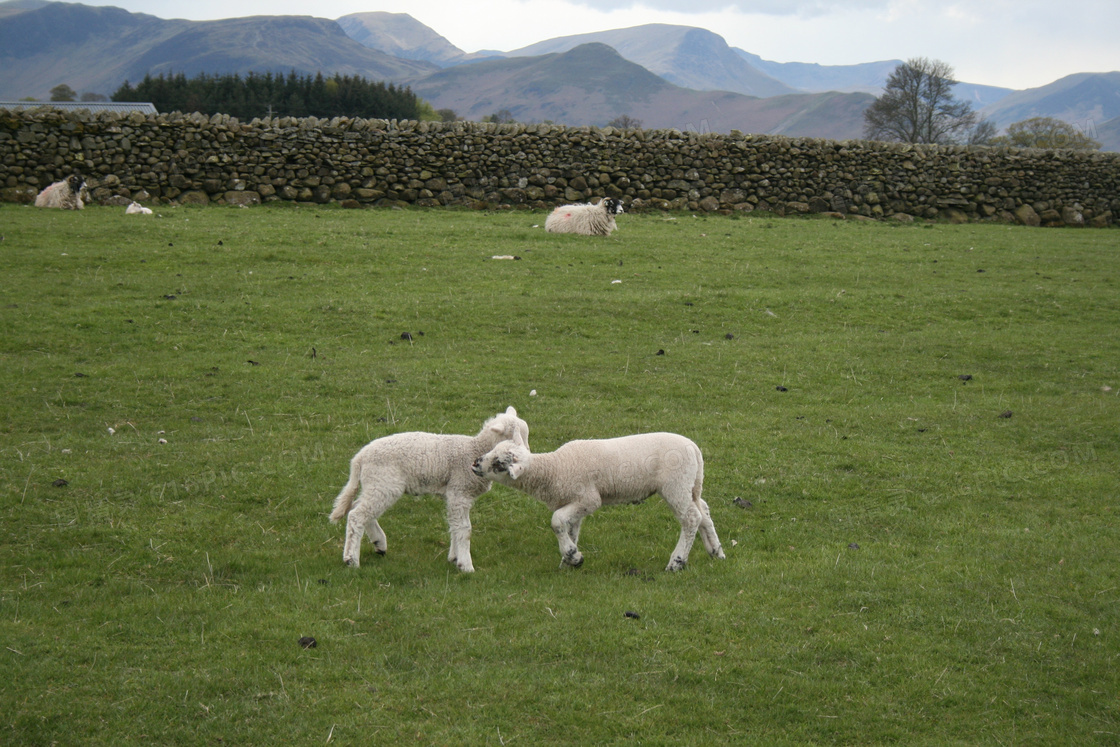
left=445, top=493, right=475, bottom=573
left=343, top=485, right=399, bottom=567
left=696, top=498, right=726, bottom=559
left=664, top=491, right=703, bottom=572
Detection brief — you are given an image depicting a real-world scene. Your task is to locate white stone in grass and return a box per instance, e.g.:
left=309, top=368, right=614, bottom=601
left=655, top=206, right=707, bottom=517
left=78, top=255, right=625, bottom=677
left=107, top=427, right=115, bottom=435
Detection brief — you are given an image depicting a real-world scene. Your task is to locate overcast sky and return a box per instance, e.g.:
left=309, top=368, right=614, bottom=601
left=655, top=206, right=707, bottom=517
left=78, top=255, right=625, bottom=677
left=82, top=0, right=1120, bottom=90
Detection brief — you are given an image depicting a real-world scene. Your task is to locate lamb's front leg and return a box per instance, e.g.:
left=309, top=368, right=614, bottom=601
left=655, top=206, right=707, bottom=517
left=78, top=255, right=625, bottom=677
left=445, top=494, right=475, bottom=573
left=551, top=495, right=599, bottom=568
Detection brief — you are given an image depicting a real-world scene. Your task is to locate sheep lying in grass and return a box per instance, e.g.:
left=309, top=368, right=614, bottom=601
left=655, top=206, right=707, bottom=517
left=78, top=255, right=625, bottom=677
left=329, top=407, right=529, bottom=572
left=126, top=201, right=153, bottom=215
left=34, top=174, right=85, bottom=210
left=472, top=431, right=725, bottom=571
left=545, top=197, right=623, bottom=236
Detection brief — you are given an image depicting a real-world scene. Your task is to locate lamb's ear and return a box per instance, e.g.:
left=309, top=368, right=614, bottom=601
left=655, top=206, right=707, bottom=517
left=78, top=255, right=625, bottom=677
left=507, top=457, right=526, bottom=480
left=511, top=429, right=526, bottom=447
left=505, top=406, right=517, bottom=417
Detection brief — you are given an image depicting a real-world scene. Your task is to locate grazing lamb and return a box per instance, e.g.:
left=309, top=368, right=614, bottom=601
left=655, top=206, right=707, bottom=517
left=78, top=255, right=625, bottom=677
left=34, top=174, right=85, bottom=210
left=472, top=431, right=725, bottom=571
left=545, top=197, right=623, bottom=236
left=329, top=407, right=529, bottom=572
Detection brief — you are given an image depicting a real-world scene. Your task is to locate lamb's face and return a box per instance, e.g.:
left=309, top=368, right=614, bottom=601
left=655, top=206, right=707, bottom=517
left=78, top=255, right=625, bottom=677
left=472, top=441, right=529, bottom=482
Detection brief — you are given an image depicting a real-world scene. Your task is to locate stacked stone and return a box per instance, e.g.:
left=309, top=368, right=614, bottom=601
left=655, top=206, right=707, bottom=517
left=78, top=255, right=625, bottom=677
left=2, top=107, right=1117, bottom=226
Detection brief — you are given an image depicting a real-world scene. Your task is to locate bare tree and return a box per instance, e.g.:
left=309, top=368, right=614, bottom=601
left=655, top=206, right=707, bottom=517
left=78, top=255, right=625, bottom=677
left=863, top=58, right=977, bottom=144
left=608, top=114, right=643, bottom=130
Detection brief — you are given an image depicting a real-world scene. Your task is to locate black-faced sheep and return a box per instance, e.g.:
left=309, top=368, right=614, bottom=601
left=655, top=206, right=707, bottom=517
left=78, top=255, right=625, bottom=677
left=329, top=407, right=530, bottom=572
left=34, top=174, right=86, bottom=210
left=545, top=198, right=623, bottom=236
left=473, top=431, right=725, bottom=571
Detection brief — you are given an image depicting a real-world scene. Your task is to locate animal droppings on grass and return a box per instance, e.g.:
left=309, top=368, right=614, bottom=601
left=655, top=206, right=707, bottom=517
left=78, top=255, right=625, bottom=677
left=776, top=386, right=789, bottom=392
left=959, top=374, right=973, bottom=382
left=848, top=543, right=861, bottom=550
left=247, top=360, right=260, bottom=366
left=624, top=611, right=640, bottom=620
left=733, top=497, right=753, bottom=509
left=52, top=479, right=68, bottom=487
left=656, top=349, right=665, bottom=356
left=401, top=332, right=413, bottom=341
left=298, top=637, right=317, bottom=649
left=999, top=411, right=1014, bottom=419
left=725, top=333, right=735, bottom=339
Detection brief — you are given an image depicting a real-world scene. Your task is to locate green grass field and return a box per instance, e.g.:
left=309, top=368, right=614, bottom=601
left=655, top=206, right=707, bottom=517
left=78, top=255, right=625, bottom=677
left=1, top=203, right=1118, bottom=744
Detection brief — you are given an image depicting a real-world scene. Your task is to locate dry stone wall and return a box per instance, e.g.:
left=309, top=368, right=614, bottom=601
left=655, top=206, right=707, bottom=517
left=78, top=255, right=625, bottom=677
left=2, top=107, right=1118, bottom=227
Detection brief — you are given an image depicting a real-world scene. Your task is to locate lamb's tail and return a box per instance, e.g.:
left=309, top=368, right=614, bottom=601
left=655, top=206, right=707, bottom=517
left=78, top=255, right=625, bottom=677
left=329, top=456, right=362, bottom=523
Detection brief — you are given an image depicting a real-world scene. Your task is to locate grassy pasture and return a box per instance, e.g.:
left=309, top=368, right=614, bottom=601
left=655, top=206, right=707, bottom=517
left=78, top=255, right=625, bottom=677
left=1, top=203, right=1118, bottom=744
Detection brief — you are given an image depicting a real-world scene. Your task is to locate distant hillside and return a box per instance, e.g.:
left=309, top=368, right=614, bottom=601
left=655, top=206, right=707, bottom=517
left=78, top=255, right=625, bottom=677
left=411, top=43, right=873, bottom=138
left=735, top=52, right=901, bottom=94
left=505, top=24, right=796, bottom=98
left=0, top=2, right=434, bottom=100
left=980, top=72, right=1120, bottom=129
left=337, top=11, right=465, bottom=66
left=1094, top=116, right=1120, bottom=152
left=0, top=0, right=46, bottom=18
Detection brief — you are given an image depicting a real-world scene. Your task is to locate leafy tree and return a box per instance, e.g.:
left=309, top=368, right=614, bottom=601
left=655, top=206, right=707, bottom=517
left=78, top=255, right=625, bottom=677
left=608, top=114, right=643, bottom=129
left=863, top=58, right=977, bottom=144
left=110, top=70, right=422, bottom=121
left=484, top=109, right=516, bottom=124
left=435, top=108, right=458, bottom=123
left=991, top=116, right=1101, bottom=150
left=49, top=84, right=77, bottom=102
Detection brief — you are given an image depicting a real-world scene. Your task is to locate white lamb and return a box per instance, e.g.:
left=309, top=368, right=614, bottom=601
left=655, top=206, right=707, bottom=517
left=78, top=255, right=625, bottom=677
left=472, top=431, right=725, bottom=571
left=545, top=197, right=623, bottom=236
left=329, top=406, right=529, bottom=572
left=126, top=201, right=153, bottom=215
left=34, top=174, right=85, bottom=210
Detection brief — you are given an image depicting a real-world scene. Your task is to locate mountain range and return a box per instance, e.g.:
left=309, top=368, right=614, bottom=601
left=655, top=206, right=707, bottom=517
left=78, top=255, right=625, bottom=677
left=2, top=2, right=1117, bottom=149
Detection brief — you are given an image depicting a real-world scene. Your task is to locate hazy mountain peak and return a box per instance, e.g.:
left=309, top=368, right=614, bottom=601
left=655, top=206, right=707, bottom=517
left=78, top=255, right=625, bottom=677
left=336, top=11, right=465, bottom=66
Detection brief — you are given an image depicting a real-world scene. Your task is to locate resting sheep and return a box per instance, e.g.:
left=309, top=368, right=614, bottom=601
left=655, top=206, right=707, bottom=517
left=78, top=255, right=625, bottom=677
left=545, top=198, right=623, bottom=236
left=472, top=431, right=725, bottom=571
left=126, top=201, right=153, bottom=215
left=34, top=174, right=85, bottom=210
left=329, top=407, right=529, bottom=572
